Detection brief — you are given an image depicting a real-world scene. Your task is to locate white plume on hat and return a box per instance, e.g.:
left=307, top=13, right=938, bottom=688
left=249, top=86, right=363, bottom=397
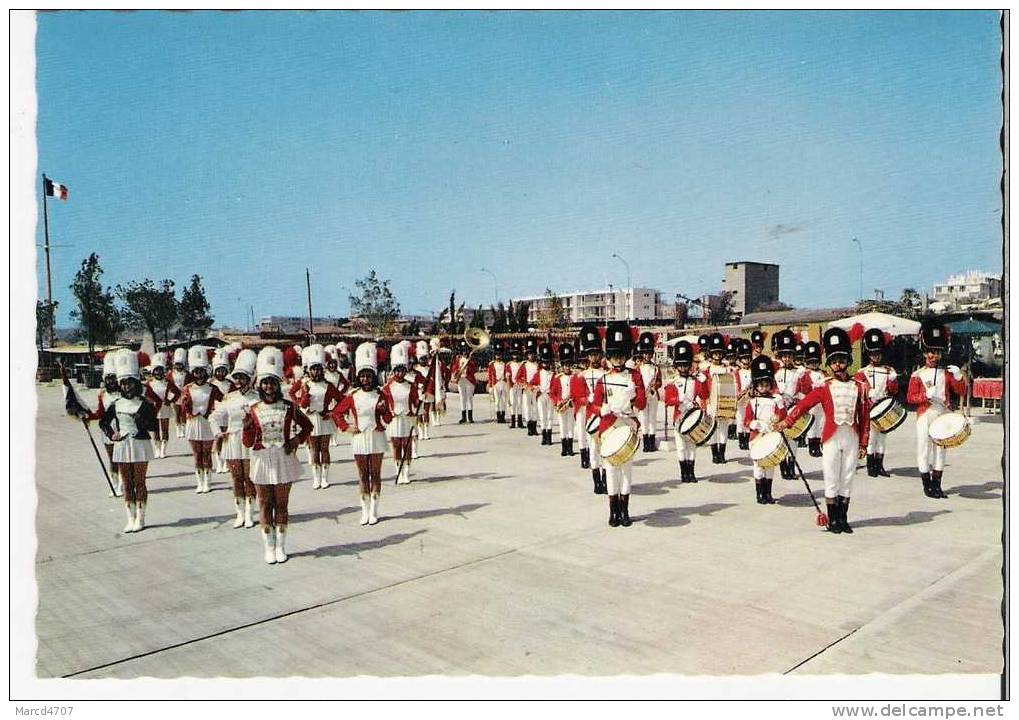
left=429, top=337, right=441, bottom=351
left=150, top=352, right=167, bottom=371
left=212, top=348, right=230, bottom=371
left=391, top=342, right=409, bottom=368
left=113, top=349, right=140, bottom=380
left=256, top=347, right=284, bottom=381
left=324, top=344, right=337, bottom=362
left=337, top=341, right=349, bottom=355
left=355, top=342, right=378, bottom=374
left=102, top=352, right=119, bottom=377
left=301, top=344, right=325, bottom=368
left=292, top=344, right=303, bottom=354
left=231, top=349, right=257, bottom=379
left=188, top=345, right=210, bottom=369
left=415, top=340, right=429, bottom=358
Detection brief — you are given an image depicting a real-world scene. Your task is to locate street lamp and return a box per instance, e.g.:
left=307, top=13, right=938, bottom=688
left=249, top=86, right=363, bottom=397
left=611, top=253, right=632, bottom=320
left=480, top=267, right=499, bottom=304
left=851, top=236, right=863, bottom=302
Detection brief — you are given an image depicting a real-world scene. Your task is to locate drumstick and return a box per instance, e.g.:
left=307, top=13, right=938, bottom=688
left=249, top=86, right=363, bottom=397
left=778, top=431, right=828, bottom=528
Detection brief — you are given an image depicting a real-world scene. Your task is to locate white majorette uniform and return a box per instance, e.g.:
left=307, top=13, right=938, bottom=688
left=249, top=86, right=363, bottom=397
left=210, top=349, right=235, bottom=474
left=516, top=342, right=541, bottom=436
left=796, top=341, right=828, bottom=459
left=742, top=355, right=786, bottom=504
left=383, top=342, right=420, bottom=485
left=88, top=352, right=123, bottom=493
left=181, top=346, right=225, bottom=494
left=772, top=329, right=804, bottom=479
left=168, top=347, right=191, bottom=439
left=100, top=350, right=160, bottom=533
left=702, top=331, right=735, bottom=464
left=144, top=352, right=179, bottom=458
left=506, top=340, right=525, bottom=429
left=854, top=328, right=900, bottom=478
left=635, top=332, right=662, bottom=452
left=534, top=342, right=556, bottom=445
left=906, top=322, right=967, bottom=499
left=663, top=341, right=708, bottom=483
left=296, top=344, right=345, bottom=490
left=332, top=342, right=394, bottom=526
left=427, top=338, right=450, bottom=427
left=451, top=344, right=478, bottom=423
left=591, top=321, right=647, bottom=528
left=487, top=343, right=510, bottom=424
left=548, top=342, right=581, bottom=457
left=412, top=340, right=433, bottom=441
left=576, top=323, right=608, bottom=494
left=210, top=348, right=260, bottom=529
left=783, top=328, right=869, bottom=535
left=243, top=346, right=313, bottom=565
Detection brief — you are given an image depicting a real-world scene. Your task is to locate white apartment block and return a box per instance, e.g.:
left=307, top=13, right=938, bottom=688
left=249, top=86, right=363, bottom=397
left=932, top=271, right=1002, bottom=308
left=512, top=287, right=670, bottom=324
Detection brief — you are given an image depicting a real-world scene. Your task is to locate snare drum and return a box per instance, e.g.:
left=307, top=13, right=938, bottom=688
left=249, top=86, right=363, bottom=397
left=783, top=412, right=814, bottom=441
left=749, top=431, right=789, bottom=470
left=679, top=408, right=717, bottom=446
left=869, top=397, right=907, bottom=434
left=598, top=419, right=641, bottom=467
left=929, top=412, right=972, bottom=449
left=708, top=374, right=737, bottom=420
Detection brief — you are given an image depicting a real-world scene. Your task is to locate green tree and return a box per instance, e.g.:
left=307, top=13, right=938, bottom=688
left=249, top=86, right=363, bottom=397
left=898, top=288, right=922, bottom=320
left=489, top=302, right=509, bottom=333
left=69, top=253, right=122, bottom=356
left=179, top=274, right=215, bottom=342
left=535, top=289, right=568, bottom=333
left=708, top=291, right=735, bottom=325
left=348, top=270, right=400, bottom=338
left=117, top=278, right=178, bottom=347
left=469, top=305, right=486, bottom=329
left=36, top=299, right=58, bottom=352
left=513, top=300, right=531, bottom=333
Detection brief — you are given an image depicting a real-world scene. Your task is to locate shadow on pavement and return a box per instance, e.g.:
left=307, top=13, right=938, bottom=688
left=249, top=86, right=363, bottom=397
left=853, top=509, right=951, bottom=528
left=706, top=468, right=752, bottom=484
left=147, top=513, right=235, bottom=529
left=410, top=472, right=509, bottom=484
left=392, top=502, right=490, bottom=521
left=948, top=481, right=1003, bottom=500
left=422, top=450, right=487, bottom=460
left=632, top=477, right=683, bottom=496
left=289, top=506, right=361, bottom=525
left=637, top=502, right=738, bottom=528
left=288, top=529, right=428, bottom=559
left=776, top=491, right=825, bottom=508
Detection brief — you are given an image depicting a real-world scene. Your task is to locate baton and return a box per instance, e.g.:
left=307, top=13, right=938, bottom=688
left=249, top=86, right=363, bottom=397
left=778, top=428, right=828, bottom=528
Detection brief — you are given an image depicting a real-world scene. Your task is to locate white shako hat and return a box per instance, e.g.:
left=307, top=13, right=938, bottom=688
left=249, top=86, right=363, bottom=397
left=102, top=352, right=119, bottom=378
left=415, top=340, right=429, bottom=358
left=212, top=348, right=230, bottom=371
left=150, top=352, right=168, bottom=371
left=232, top=349, right=257, bottom=379
left=256, top=347, right=285, bottom=381
left=429, top=337, right=441, bottom=352
left=301, top=344, right=325, bottom=368
left=355, top=342, right=378, bottom=374
left=292, top=344, right=303, bottom=355
left=172, top=347, right=187, bottom=366
left=337, top=341, right=349, bottom=355
left=323, top=344, right=337, bottom=362
left=188, top=345, right=210, bottom=369
left=390, top=342, right=410, bottom=369
left=113, top=349, right=141, bottom=380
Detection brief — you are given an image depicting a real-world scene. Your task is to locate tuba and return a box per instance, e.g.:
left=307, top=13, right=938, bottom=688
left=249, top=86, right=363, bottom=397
left=453, top=328, right=491, bottom=382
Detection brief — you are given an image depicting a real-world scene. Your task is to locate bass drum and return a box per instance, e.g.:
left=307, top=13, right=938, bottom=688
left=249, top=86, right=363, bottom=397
left=599, top=419, right=641, bottom=467
left=749, top=431, right=789, bottom=471
left=870, top=397, right=907, bottom=434
left=783, top=412, right=814, bottom=441
left=708, top=374, right=737, bottom=420
left=929, top=412, right=972, bottom=449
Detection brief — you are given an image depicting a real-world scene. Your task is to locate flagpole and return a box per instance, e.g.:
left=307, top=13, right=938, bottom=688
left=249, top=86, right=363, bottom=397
left=306, top=268, right=314, bottom=343
left=42, top=173, right=54, bottom=346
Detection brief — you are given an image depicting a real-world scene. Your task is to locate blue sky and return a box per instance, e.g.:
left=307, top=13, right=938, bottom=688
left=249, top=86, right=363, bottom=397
left=36, top=10, right=1002, bottom=328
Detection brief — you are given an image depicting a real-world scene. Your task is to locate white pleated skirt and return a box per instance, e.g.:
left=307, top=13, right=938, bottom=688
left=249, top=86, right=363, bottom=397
left=112, top=437, right=154, bottom=464
left=250, top=446, right=301, bottom=485
left=220, top=431, right=251, bottom=461
left=351, top=429, right=387, bottom=455
left=308, top=413, right=336, bottom=437
left=184, top=416, right=215, bottom=441
left=386, top=415, right=414, bottom=439
left=156, top=404, right=173, bottom=420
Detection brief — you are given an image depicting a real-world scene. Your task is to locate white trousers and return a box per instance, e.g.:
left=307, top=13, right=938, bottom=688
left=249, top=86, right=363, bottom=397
left=492, top=381, right=508, bottom=413
left=866, top=426, right=888, bottom=454
left=509, top=386, right=522, bottom=416
left=557, top=410, right=575, bottom=440
left=735, top=402, right=748, bottom=434
left=457, top=380, right=475, bottom=412
left=807, top=405, right=824, bottom=440
left=821, top=425, right=859, bottom=498
left=752, top=461, right=777, bottom=480
left=675, top=434, right=696, bottom=462
left=639, top=395, right=659, bottom=435
left=713, top=419, right=730, bottom=444
left=605, top=460, right=633, bottom=495
left=537, top=395, right=554, bottom=430
left=521, top=389, right=537, bottom=423
left=915, top=409, right=946, bottom=473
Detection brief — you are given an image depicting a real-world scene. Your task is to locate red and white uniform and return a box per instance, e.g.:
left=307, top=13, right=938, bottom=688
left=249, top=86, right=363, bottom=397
left=516, top=360, right=541, bottom=424
left=797, top=368, right=828, bottom=442
left=487, top=359, right=509, bottom=414
left=146, top=376, right=180, bottom=420
left=743, top=392, right=787, bottom=479
left=507, top=359, right=525, bottom=418
left=774, top=364, right=805, bottom=459
left=88, top=387, right=121, bottom=449
left=212, top=387, right=259, bottom=461
left=855, top=364, right=899, bottom=454
left=906, top=364, right=966, bottom=473
left=181, top=382, right=224, bottom=442
left=297, top=378, right=344, bottom=438
left=425, top=356, right=451, bottom=425
left=637, top=360, right=663, bottom=438
left=591, top=368, right=647, bottom=495
left=242, top=399, right=312, bottom=485
left=664, top=372, right=708, bottom=461
left=576, top=366, right=607, bottom=468
left=332, top=389, right=394, bottom=455
left=382, top=376, right=420, bottom=439
left=734, top=365, right=752, bottom=435
left=786, top=377, right=870, bottom=498
left=549, top=371, right=582, bottom=440
left=536, top=366, right=555, bottom=431
left=452, top=355, right=478, bottom=412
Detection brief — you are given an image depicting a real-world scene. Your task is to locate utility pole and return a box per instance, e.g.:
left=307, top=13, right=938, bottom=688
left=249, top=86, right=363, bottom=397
left=41, top=174, right=54, bottom=346
left=306, top=268, right=314, bottom=343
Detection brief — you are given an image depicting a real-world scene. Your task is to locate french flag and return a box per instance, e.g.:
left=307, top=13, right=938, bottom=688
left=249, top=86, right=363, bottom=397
left=44, top=178, right=69, bottom=201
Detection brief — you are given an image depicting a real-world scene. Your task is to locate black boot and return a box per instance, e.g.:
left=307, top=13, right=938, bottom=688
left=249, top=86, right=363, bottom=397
left=619, top=494, right=632, bottom=527
left=876, top=454, right=891, bottom=477
left=727, top=424, right=737, bottom=441
left=497, top=411, right=505, bottom=424
left=567, top=438, right=575, bottom=456
left=755, top=481, right=766, bottom=504
left=468, top=411, right=474, bottom=424
left=600, top=469, right=608, bottom=494
left=528, top=421, right=537, bottom=436
left=547, top=429, right=554, bottom=446
left=718, top=444, right=727, bottom=464
left=687, top=461, right=698, bottom=483
left=827, top=502, right=842, bottom=533
left=560, top=438, right=568, bottom=456
left=459, top=411, right=467, bottom=424
left=608, top=495, right=620, bottom=527
left=809, top=438, right=823, bottom=458
left=738, top=432, right=749, bottom=451
left=931, top=470, right=948, bottom=499
left=839, top=497, right=853, bottom=534
left=591, top=468, right=601, bottom=494
left=710, top=444, right=719, bottom=464
left=921, top=472, right=934, bottom=497
left=648, top=435, right=657, bottom=452
left=866, top=455, right=877, bottom=477
left=796, top=435, right=807, bottom=448
left=509, top=414, right=517, bottom=429
left=680, top=461, right=689, bottom=483
left=580, top=448, right=591, bottom=469
left=763, top=478, right=776, bottom=504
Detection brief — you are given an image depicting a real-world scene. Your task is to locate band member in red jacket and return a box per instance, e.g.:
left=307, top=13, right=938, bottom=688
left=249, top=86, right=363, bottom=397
left=486, top=339, right=510, bottom=424
left=906, top=321, right=967, bottom=499
left=855, top=328, right=900, bottom=478
left=772, top=329, right=805, bottom=479
left=635, top=332, right=663, bottom=453
left=168, top=347, right=191, bottom=439
left=795, top=341, right=828, bottom=459
left=701, top=332, right=736, bottom=464
left=575, top=325, right=608, bottom=493
left=181, top=345, right=225, bottom=495
left=663, top=340, right=708, bottom=484
left=296, top=345, right=345, bottom=490
left=779, top=328, right=870, bottom=535
left=242, top=346, right=313, bottom=565
left=451, top=340, right=478, bottom=424
left=516, top=338, right=541, bottom=437
left=383, top=342, right=420, bottom=485
left=743, top=355, right=786, bottom=505
left=144, top=352, right=179, bottom=459
left=549, top=342, right=581, bottom=457
left=590, top=322, right=647, bottom=528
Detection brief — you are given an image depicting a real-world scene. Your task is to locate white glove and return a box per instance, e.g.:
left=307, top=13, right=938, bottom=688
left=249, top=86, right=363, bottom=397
left=750, top=420, right=761, bottom=432
left=947, top=365, right=963, bottom=381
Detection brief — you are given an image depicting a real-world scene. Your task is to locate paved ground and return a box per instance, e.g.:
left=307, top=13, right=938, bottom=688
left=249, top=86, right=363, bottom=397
left=32, top=383, right=1004, bottom=679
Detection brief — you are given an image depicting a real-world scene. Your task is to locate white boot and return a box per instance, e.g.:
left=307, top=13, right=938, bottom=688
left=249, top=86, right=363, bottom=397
left=412, top=438, right=421, bottom=459
left=319, top=465, right=330, bottom=489
left=310, top=465, right=321, bottom=490
left=133, top=503, right=145, bottom=532
left=233, top=499, right=245, bottom=528
left=262, top=529, right=276, bottom=564
left=194, top=470, right=203, bottom=494
left=202, top=470, right=212, bottom=494
left=359, top=495, right=370, bottom=526
left=244, top=497, right=255, bottom=528
left=274, top=525, right=288, bottom=563
left=397, top=464, right=409, bottom=485
left=123, top=503, right=136, bottom=533
left=368, top=493, right=379, bottom=525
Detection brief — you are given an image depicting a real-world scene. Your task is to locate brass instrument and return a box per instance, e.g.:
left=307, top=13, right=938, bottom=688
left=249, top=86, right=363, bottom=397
left=453, top=328, right=491, bottom=383
left=555, top=398, right=572, bottom=413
